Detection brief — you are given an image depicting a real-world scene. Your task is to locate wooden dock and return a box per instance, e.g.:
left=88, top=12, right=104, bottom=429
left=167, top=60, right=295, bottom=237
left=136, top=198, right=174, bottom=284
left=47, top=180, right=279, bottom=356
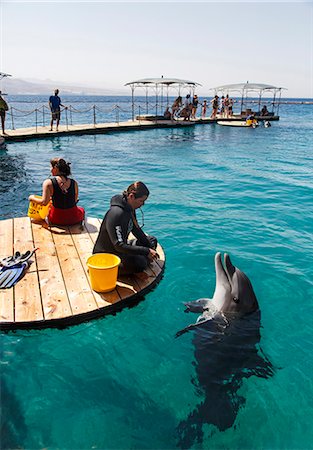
left=2, top=115, right=279, bottom=143
left=0, top=217, right=165, bottom=331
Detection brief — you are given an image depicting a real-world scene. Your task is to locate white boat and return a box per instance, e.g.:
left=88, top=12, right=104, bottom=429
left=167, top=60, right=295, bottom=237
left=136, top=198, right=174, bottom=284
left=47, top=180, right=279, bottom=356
left=217, top=120, right=258, bottom=128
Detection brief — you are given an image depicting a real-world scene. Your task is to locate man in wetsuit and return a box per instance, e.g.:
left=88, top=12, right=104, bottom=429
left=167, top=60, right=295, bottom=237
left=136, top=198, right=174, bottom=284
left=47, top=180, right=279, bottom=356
left=93, top=181, right=159, bottom=275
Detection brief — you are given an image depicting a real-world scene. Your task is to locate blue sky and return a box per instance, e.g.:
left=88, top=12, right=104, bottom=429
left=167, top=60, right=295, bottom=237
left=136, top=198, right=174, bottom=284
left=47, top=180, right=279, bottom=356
left=1, top=1, right=312, bottom=97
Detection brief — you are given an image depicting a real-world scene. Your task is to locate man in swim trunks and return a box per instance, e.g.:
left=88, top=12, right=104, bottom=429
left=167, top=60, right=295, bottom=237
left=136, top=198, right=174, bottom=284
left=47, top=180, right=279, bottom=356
left=49, top=89, right=65, bottom=131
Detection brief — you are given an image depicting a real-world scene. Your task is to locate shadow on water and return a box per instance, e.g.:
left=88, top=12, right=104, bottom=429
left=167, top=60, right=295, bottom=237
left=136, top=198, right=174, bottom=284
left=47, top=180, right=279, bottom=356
left=0, top=377, right=28, bottom=449
left=176, top=310, right=274, bottom=448
left=166, top=127, right=196, bottom=142
left=0, top=154, right=27, bottom=195
left=0, top=153, right=28, bottom=219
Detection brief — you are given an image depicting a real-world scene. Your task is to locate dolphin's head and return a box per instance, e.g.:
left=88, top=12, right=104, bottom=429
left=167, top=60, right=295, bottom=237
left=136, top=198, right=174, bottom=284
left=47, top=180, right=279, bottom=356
left=212, top=252, right=259, bottom=316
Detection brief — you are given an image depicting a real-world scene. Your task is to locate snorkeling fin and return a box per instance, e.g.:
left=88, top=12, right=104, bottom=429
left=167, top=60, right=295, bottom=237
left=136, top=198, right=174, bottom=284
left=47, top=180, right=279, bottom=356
left=0, top=248, right=38, bottom=268
left=0, top=262, right=29, bottom=289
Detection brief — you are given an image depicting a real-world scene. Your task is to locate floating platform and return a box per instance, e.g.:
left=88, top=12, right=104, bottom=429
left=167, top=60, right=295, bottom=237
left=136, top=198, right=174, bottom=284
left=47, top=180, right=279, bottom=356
left=2, top=115, right=279, bottom=143
left=0, top=217, right=165, bottom=331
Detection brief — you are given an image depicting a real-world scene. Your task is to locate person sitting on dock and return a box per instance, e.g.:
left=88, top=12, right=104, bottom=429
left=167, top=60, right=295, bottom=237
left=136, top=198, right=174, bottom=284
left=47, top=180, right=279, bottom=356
left=28, top=157, right=85, bottom=226
left=49, top=89, right=65, bottom=132
left=163, top=107, right=171, bottom=119
left=93, top=181, right=159, bottom=275
left=261, top=105, right=269, bottom=116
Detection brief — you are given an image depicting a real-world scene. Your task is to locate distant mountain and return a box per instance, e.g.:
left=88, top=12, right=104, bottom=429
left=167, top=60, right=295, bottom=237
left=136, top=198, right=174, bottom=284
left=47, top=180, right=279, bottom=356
left=0, top=77, right=127, bottom=95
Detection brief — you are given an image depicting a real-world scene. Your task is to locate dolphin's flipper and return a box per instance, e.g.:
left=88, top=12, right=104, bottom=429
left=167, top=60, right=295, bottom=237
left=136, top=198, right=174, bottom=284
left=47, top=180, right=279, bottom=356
left=175, top=309, right=220, bottom=338
left=184, top=298, right=211, bottom=313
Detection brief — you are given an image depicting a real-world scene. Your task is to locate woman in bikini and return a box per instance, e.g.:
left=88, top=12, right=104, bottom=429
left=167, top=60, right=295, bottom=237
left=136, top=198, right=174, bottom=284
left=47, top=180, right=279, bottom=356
left=28, top=157, right=85, bottom=225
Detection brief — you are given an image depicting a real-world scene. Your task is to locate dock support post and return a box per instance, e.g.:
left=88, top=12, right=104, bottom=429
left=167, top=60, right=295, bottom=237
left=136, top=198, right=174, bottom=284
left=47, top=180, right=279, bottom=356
left=65, top=107, right=69, bottom=130
left=93, top=105, right=96, bottom=127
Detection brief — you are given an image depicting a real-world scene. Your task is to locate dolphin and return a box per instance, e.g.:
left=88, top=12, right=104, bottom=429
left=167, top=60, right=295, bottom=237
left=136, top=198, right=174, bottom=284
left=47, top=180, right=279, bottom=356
left=176, top=253, right=274, bottom=448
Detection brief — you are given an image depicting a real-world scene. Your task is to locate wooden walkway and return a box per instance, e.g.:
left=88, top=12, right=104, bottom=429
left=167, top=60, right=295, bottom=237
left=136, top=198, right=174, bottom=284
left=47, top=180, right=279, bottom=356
left=2, top=115, right=279, bottom=142
left=0, top=217, right=165, bottom=331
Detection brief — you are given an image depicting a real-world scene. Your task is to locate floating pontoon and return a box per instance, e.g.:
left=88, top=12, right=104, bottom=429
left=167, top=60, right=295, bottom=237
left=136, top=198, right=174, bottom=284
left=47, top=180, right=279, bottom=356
left=125, top=77, right=202, bottom=120
left=212, top=82, right=286, bottom=120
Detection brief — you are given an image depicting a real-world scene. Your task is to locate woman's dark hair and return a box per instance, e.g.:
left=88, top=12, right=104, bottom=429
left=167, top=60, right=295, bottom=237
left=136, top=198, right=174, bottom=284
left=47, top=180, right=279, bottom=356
left=50, top=157, right=71, bottom=177
left=124, top=181, right=149, bottom=199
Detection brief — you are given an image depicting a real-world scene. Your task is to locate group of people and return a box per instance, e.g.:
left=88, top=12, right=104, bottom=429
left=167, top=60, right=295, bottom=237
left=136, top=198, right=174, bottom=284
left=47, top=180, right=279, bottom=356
left=167, top=93, right=237, bottom=121
left=210, top=94, right=234, bottom=119
left=169, top=94, right=207, bottom=120
left=29, top=159, right=158, bottom=275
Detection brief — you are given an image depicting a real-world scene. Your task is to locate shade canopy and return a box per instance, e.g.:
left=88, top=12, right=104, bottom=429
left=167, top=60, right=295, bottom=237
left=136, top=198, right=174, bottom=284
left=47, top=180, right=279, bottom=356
left=212, top=82, right=286, bottom=93
left=125, top=77, right=202, bottom=88
left=0, top=72, right=12, bottom=80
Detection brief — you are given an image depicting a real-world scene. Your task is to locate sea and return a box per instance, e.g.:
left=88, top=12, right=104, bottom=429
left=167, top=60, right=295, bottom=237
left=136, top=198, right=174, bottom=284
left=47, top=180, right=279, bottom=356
left=1, top=96, right=313, bottom=449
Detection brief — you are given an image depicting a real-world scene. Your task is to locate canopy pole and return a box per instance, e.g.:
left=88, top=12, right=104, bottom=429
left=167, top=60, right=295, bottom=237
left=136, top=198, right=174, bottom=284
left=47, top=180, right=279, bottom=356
left=131, top=86, right=135, bottom=121
left=155, top=83, right=158, bottom=119
left=258, top=90, right=262, bottom=114
left=240, top=87, right=244, bottom=114
left=272, top=91, right=276, bottom=114
left=277, top=89, right=282, bottom=116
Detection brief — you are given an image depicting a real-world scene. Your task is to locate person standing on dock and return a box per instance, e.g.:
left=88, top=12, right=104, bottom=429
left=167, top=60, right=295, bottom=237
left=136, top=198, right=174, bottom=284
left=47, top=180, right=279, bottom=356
left=49, top=89, right=65, bottom=132
left=210, top=95, right=219, bottom=119
left=0, top=91, right=9, bottom=135
left=201, top=99, right=207, bottom=118
left=191, top=94, right=199, bottom=119
left=93, top=181, right=159, bottom=275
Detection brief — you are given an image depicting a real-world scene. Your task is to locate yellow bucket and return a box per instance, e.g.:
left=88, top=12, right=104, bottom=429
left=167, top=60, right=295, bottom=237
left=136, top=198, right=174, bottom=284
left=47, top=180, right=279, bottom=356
left=27, top=195, right=51, bottom=220
left=246, top=119, right=252, bottom=126
left=87, top=253, right=121, bottom=292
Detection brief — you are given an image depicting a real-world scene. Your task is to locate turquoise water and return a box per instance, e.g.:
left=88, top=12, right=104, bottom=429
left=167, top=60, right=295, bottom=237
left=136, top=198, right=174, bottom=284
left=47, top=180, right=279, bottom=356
left=1, top=102, right=313, bottom=449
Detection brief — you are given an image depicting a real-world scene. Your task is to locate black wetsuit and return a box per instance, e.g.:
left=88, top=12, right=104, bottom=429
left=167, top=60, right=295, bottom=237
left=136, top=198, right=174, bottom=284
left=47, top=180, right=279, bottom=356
left=93, top=194, right=157, bottom=275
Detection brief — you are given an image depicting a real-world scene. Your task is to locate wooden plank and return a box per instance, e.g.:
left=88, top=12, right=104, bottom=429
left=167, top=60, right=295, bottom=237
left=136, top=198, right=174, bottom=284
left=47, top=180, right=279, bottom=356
left=0, top=218, right=14, bottom=322
left=52, top=227, right=99, bottom=315
left=155, top=242, right=165, bottom=270
left=31, top=221, right=72, bottom=320
left=70, top=223, right=122, bottom=307
left=85, top=217, right=102, bottom=243
left=13, top=217, right=44, bottom=323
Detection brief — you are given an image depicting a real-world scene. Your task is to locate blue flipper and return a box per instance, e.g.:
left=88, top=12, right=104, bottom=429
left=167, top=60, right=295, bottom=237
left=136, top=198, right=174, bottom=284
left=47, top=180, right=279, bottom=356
left=0, top=248, right=38, bottom=268
left=0, top=262, right=29, bottom=289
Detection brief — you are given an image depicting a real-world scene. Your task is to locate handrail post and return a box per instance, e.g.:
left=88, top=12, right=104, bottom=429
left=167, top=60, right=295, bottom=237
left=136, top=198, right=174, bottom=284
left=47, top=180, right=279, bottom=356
left=10, top=107, right=15, bottom=130
left=115, top=106, right=120, bottom=125
left=138, top=105, right=141, bottom=124
left=65, top=107, right=68, bottom=130
left=93, top=105, right=96, bottom=127
left=35, top=108, right=38, bottom=133
left=42, top=105, right=45, bottom=127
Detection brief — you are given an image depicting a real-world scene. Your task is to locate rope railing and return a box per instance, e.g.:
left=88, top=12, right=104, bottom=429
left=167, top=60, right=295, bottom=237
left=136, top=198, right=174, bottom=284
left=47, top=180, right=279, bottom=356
left=5, top=101, right=182, bottom=131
